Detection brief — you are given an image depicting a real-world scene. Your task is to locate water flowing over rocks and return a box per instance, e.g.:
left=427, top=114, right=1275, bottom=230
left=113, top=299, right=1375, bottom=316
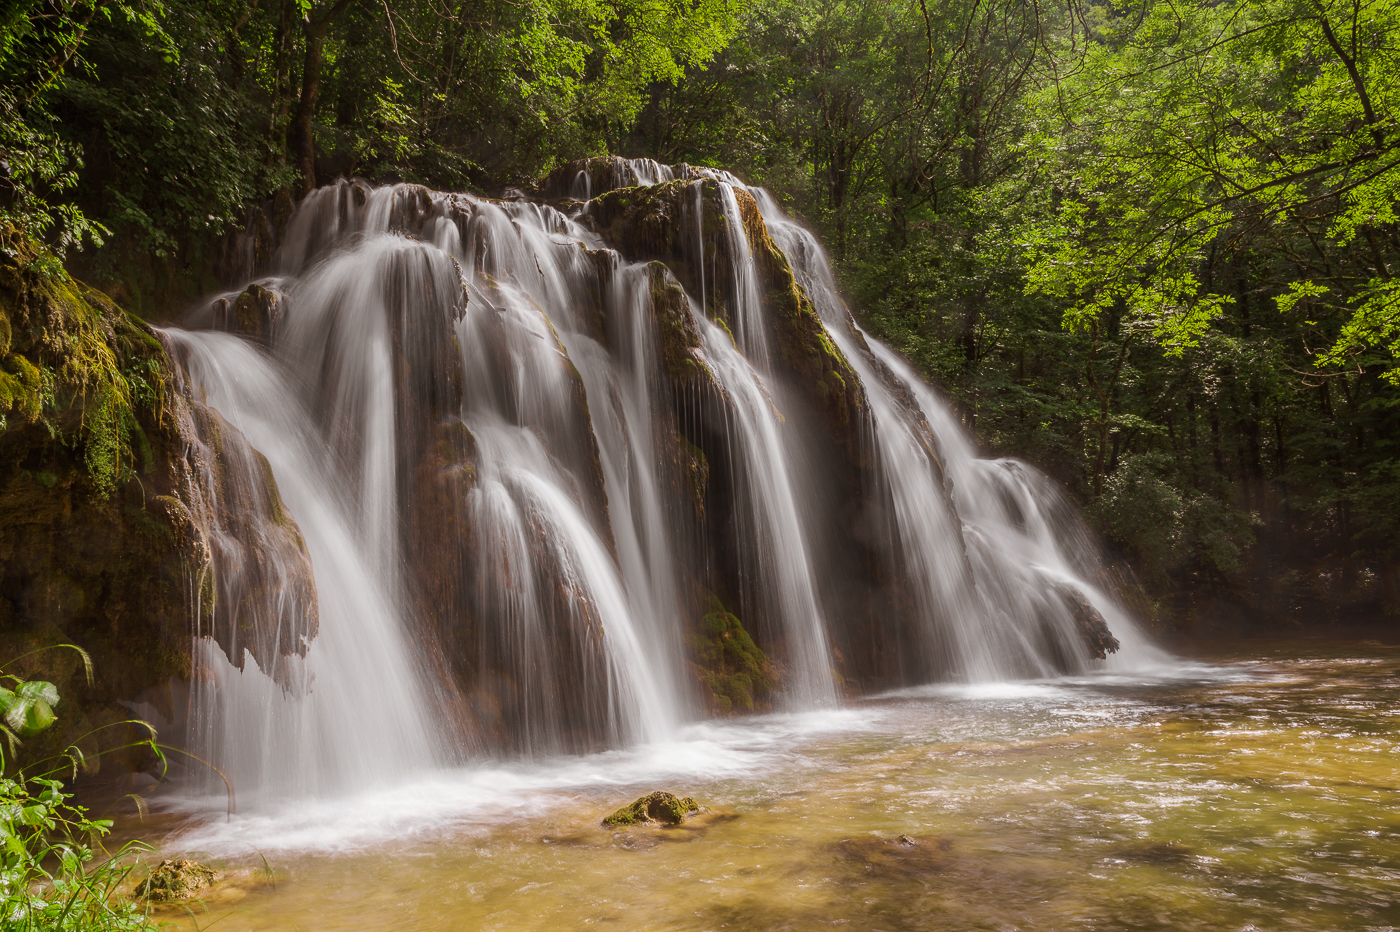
left=0, top=253, right=316, bottom=767
left=1053, top=581, right=1122, bottom=660
left=0, top=158, right=1157, bottom=800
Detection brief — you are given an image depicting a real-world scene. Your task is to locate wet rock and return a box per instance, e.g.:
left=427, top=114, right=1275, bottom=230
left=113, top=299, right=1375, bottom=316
left=647, top=261, right=715, bottom=389
left=1054, top=583, right=1121, bottom=660
left=587, top=181, right=869, bottom=472
left=137, top=858, right=217, bottom=902
left=0, top=245, right=324, bottom=774
left=538, top=156, right=683, bottom=201
left=602, top=791, right=701, bottom=827
left=688, top=595, right=778, bottom=715
left=212, top=282, right=282, bottom=342
left=730, top=187, right=868, bottom=464
left=157, top=382, right=321, bottom=682
left=0, top=254, right=248, bottom=769
left=829, top=833, right=955, bottom=882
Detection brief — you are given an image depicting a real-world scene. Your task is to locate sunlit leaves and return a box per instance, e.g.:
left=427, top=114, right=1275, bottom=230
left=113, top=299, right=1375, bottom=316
left=0, top=1, right=173, bottom=257
left=1023, top=0, right=1400, bottom=376
left=0, top=681, right=58, bottom=737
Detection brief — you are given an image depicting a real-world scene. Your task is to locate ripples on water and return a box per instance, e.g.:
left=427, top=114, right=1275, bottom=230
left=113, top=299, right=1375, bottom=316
left=140, top=644, right=1400, bottom=931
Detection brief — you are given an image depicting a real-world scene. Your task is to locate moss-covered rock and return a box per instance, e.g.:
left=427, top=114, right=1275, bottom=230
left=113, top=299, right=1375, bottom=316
left=602, top=790, right=701, bottom=827
left=212, top=282, right=282, bottom=343
left=586, top=180, right=871, bottom=473
left=137, top=858, right=217, bottom=902
left=730, top=188, right=869, bottom=466
left=587, top=179, right=703, bottom=272
left=158, top=379, right=320, bottom=681
left=688, top=595, right=778, bottom=715
left=678, top=435, right=709, bottom=520
left=647, top=261, right=713, bottom=387
left=538, top=157, right=681, bottom=201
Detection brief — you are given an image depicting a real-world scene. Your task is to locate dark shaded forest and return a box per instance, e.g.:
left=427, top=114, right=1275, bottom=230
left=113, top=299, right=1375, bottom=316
left=4, top=0, right=1398, bottom=638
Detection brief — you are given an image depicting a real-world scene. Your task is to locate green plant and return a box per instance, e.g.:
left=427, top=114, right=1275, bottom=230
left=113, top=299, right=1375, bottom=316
left=0, top=645, right=161, bottom=932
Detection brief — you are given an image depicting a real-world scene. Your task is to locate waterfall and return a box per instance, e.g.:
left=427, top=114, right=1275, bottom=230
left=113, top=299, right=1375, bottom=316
left=163, top=330, right=441, bottom=804
left=746, top=185, right=1167, bottom=678
left=168, top=163, right=1161, bottom=805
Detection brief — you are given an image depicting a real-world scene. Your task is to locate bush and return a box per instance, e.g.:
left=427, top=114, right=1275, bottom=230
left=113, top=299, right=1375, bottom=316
left=0, top=646, right=159, bottom=932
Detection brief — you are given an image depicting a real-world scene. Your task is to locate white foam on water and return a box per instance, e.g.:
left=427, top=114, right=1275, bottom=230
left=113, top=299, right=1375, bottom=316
left=159, top=706, right=881, bottom=856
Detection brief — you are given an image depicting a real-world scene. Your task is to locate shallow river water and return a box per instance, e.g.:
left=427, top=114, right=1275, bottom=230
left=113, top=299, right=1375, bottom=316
left=135, top=642, right=1400, bottom=931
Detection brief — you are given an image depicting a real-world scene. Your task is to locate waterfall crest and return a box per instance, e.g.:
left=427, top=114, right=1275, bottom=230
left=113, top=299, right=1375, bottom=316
left=168, top=161, right=1164, bottom=803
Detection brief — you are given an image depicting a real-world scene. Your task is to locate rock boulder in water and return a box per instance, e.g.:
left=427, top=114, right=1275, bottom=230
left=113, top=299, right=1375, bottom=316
left=211, top=282, right=283, bottom=343
left=138, top=858, right=217, bottom=902
left=603, top=791, right=701, bottom=827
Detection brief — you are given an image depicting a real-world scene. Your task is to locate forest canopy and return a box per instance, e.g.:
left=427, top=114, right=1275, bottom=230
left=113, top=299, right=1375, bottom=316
left=2, top=0, right=1398, bottom=632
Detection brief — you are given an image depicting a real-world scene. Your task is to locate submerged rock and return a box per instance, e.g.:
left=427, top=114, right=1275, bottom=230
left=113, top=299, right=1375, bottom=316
left=1109, top=840, right=1194, bottom=864
left=602, top=791, right=701, bottom=827
left=828, top=833, right=955, bottom=882
left=137, top=858, right=217, bottom=902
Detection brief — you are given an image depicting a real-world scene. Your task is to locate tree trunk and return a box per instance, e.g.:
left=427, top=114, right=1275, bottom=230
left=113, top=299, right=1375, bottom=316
left=289, top=0, right=356, bottom=196
left=289, top=28, right=327, bottom=195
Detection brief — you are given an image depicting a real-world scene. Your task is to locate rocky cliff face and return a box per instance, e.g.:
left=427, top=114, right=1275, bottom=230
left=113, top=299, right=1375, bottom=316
left=0, top=246, right=316, bottom=771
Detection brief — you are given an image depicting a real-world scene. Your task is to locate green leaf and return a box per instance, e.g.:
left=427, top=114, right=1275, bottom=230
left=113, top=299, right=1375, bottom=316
left=9, top=698, right=55, bottom=736
left=15, top=681, right=58, bottom=708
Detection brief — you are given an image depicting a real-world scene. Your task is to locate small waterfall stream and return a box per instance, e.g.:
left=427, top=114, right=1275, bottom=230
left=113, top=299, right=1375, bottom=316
left=164, top=330, right=441, bottom=802
left=168, top=161, right=1163, bottom=806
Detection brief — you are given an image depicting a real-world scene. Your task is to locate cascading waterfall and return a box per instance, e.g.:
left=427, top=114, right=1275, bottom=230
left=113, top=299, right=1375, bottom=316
left=169, top=159, right=1161, bottom=805
left=692, top=316, right=839, bottom=707
left=164, top=330, right=440, bottom=804
left=745, top=183, right=1166, bottom=678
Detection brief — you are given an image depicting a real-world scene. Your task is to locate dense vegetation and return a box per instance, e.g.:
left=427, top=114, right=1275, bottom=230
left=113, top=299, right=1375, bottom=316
left=3, top=0, right=1397, bottom=634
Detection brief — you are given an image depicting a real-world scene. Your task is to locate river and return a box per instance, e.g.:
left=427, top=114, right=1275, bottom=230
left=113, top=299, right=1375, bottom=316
left=131, top=641, right=1399, bottom=931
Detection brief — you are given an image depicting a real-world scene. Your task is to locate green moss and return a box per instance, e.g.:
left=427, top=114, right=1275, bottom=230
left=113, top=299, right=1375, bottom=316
left=590, top=179, right=701, bottom=271
left=680, top=436, right=708, bottom=518
left=0, top=244, right=213, bottom=769
left=689, top=594, right=778, bottom=714
left=602, top=790, right=701, bottom=827
left=0, top=354, right=45, bottom=426
left=647, top=262, right=715, bottom=386
left=0, top=250, right=173, bottom=496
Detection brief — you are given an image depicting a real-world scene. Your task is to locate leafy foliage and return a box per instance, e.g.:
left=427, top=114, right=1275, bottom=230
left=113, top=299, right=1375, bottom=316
left=0, top=0, right=173, bottom=261
left=4, top=0, right=1398, bottom=630
left=0, top=645, right=160, bottom=932
left=1023, top=0, right=1400, bottom=380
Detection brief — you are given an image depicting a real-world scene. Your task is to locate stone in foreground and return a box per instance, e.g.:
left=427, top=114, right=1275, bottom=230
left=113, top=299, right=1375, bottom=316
left=602, top=791, right=701, bottom=827
left=138, top=858, right=217, bottom=902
